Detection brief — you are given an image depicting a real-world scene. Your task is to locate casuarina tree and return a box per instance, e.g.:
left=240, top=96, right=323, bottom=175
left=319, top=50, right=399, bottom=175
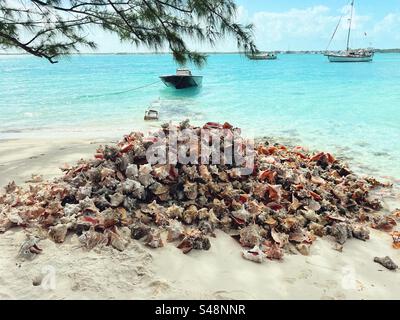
left=0, top=0, right=257, bottom=65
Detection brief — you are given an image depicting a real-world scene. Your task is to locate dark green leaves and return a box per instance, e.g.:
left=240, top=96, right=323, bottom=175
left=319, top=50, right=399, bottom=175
left=0, top=0, right=257, bottom=65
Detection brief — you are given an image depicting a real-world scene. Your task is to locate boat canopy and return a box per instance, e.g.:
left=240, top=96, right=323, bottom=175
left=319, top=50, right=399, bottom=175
left=176, top=68, right=192, bottom=76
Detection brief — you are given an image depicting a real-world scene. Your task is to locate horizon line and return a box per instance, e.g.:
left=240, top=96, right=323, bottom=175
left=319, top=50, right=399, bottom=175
left=1, top=48, right=400, bottom=56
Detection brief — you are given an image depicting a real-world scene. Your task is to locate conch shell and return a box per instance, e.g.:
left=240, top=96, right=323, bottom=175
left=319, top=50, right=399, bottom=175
left=145, top=230, right=164, bottom=248
left=239, top=224, right=261, bottom=247
left=242, top=246, right=266, bottom=263
left=48, top=224, right=68, bottom=243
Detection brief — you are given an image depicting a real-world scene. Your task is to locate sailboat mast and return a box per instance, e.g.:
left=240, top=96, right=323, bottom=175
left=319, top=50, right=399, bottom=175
left=346, top=0, right=355, bottom=51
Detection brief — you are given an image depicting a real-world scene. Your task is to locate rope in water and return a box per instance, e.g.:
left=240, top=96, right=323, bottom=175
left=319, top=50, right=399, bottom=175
left=78, top=80, right=160, bottom=99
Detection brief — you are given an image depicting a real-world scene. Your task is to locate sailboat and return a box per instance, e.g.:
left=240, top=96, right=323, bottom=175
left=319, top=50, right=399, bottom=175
left=247, top=52, right=277, bottom=60
left=325, top=0, right=374, bottom=62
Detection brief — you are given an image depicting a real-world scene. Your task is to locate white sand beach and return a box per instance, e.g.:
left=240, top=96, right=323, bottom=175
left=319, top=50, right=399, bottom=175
left=0, top=138, right=399, bottom=300
left=2, top=0, right=400, bottom=303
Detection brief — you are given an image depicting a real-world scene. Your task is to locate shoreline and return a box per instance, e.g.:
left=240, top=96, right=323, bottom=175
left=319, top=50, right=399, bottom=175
left=0, top=138, right=108, bottom=187
left=1, top=130, right=399, bottom=209
left=2, top=126, right=399, bottom=190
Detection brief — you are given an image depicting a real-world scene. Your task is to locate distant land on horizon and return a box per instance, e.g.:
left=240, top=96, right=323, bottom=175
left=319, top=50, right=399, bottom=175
left=1, top=48, right=400, bottom=56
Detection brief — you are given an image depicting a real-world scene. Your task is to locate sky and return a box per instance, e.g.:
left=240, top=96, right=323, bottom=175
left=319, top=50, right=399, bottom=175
left=232, top=0, right=400, bottom=51
left=90, top=0, right=400, bottom=52
left=2, top=0, right=400, bottom=53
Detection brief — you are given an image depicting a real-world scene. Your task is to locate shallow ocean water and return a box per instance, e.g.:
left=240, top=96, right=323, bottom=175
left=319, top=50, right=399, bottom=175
left=0, top=53, right=399, bottom=181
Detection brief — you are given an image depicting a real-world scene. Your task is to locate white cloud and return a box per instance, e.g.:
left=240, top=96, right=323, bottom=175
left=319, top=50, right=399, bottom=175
left=79, top=5, right=400, bottom=52
left=236, top=4, right=251, bottom=25
left=237, top=5, right=372, bottom=50
left=253, top=6, right=333, bottom=43
left=373, top=13, right=400, bottom=39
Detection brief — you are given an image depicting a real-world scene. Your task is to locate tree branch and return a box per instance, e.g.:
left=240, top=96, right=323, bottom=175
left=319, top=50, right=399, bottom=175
left=154, top=0, right=193, bottom=14
left=0, top=0, right=257, bottom=66
left=0, top=29, right=58, bottom=63
left=107, top=0, right=144, bottom=41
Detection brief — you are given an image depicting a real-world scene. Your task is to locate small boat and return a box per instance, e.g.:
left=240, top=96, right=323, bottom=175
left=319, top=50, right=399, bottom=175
left=326, top=0, right=373, bottom=63
left=247, top=52, right=277, bottom=60
left=160, top=68, right=203, bottom=89
left=326, top=49, right=374, bottom=62
left=144, top=109, right=159, bottom=121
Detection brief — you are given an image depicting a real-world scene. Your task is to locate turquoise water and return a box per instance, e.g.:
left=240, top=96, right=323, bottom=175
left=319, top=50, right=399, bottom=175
left=0, top=53, right=399, bottom=180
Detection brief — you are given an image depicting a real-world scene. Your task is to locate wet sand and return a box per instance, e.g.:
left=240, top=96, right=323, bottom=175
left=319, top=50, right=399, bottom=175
left=0, top=138, right=399, bottom=300
left=0, top=138, right=112, bottom=187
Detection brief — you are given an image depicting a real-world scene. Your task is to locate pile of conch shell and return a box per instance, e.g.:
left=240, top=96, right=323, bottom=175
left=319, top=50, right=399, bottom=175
left=0, top=121, right=394, bottom=263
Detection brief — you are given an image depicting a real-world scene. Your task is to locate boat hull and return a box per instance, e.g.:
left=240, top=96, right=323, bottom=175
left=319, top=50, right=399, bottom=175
left=247, top=54, right=277, bottom=60
left=160, top=75, right=203, bottom=89
left=327, top=54, right=373, bottom=62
